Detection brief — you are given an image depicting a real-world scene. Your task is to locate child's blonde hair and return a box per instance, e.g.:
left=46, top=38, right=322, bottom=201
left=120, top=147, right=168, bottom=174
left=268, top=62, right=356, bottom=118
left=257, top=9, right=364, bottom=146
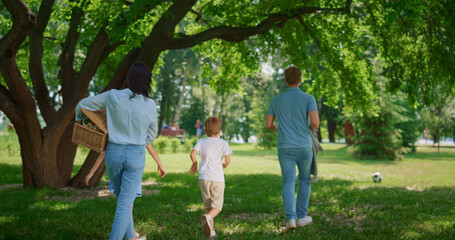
left=204, top=117, right=222, bottom=136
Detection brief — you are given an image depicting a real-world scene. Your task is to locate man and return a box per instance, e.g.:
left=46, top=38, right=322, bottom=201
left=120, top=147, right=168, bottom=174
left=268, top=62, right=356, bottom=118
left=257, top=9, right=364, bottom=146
left=266, top=66, right=320, bottom=232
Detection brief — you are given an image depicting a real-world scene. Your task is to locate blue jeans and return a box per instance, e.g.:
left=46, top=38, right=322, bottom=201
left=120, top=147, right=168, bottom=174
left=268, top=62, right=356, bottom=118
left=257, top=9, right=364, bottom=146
left=278, top=147, right=313, bottom=220
left=105, top=142, right=145, bottom=240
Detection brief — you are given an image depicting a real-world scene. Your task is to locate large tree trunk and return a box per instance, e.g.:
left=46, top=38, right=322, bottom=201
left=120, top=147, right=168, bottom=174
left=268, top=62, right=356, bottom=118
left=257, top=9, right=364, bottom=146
left=219, top=93, right=227, bottom=136
left=158, top=77, right=171, bottom=132
left=56, top=122, right=78, bottom=185
left=317, top=98, right=323, bottom=142
left=241, top=94, right=251, bottom=143
left=327, top=119, right=337, bottom=143
left=344, top=121, right=355, bottom=145
left=325, top=106, right=337, bottom=143
left=172, top=64, right=188, bottom=125
left=212, top=95, right=220, bottom=117
left=15, top=116, right=63, bottom=189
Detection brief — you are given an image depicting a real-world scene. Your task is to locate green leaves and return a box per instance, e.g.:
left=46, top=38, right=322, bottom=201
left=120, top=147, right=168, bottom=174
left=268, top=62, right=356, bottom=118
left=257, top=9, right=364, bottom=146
left=196, top=40, right=259, bottom=94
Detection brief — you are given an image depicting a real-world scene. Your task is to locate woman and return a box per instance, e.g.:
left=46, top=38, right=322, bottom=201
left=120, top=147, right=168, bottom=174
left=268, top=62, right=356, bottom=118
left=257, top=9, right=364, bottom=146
left=195, top=119, right=202, bottom=136
left=75, top=62, right=158, bottom=240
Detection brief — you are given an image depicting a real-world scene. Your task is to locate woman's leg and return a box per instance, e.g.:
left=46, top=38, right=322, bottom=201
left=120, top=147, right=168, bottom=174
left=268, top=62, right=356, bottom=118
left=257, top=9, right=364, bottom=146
left=107, top=145, right=145, bottom=240
left=296, top=148, right=313, bottom=218
left=278, top=148, right=297, bottom=220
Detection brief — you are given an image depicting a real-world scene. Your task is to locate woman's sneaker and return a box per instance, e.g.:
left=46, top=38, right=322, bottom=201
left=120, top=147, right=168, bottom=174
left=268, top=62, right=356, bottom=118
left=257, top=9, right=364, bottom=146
left=297, top=216, right=312, bottom=227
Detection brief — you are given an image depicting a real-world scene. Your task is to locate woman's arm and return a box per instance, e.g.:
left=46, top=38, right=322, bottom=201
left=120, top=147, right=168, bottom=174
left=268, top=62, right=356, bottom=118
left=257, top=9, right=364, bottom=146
left=75, top=91, right=109, bottom=121
left=84, top=151, right=105, bottom=186
left=146, top=144, right=166, bottom=177
left=145, top=102, right=159, bottom=145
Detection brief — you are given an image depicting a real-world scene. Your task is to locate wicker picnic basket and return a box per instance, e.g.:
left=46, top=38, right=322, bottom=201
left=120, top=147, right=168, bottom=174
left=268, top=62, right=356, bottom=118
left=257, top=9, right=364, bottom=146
left=71, top=108, right=108, bottom=153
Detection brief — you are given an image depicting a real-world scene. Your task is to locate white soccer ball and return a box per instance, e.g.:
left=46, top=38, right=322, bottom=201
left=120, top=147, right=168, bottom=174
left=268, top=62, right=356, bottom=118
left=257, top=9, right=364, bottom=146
left=372, top=172, right=383, bottom=183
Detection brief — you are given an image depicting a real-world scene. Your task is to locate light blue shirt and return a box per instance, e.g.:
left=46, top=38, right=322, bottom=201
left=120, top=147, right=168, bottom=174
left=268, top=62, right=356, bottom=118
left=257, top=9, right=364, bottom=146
left=75, top=88, right=158, bottom=146
left=267, top=87, right=318, bottom=149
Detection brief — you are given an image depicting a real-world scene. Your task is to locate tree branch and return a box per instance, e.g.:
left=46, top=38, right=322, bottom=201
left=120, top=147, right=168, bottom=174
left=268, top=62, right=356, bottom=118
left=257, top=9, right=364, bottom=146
left=102, top=48, right=141, bottom=92
left=29, top=0, right=57, bottom=125
left=137, top=0, right=198, bottom=65
left=0, top=0, right=36, bottom=53
left=0, top=0, right=36, bottom=109
left=46, top=24, right=112, bottom=140
left=166, top=5, right=350, bottom=50
left=0, top=84, right=19, bottom=124
left=58, top=2, right=85, bottom=102
left=101, top=0, right=198, bottom=91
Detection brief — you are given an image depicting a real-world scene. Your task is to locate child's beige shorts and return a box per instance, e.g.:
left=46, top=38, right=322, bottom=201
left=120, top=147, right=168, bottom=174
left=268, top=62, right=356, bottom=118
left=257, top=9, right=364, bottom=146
left=198, top=179, right=225, bottom=211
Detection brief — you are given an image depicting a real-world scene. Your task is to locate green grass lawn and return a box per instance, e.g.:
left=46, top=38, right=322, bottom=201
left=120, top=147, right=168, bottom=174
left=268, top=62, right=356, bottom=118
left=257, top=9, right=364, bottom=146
left=0, top=143, right=454, bottom=239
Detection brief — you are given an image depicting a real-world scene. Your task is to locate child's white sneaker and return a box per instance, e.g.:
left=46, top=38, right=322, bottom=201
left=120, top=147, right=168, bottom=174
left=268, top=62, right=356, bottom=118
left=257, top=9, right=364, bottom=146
left=201, top=214, right=213, bottom=238
left=136, top=236, right=146, bottom=240
left=297, top=216, right=312, bottom=227
left=284, top=219, right=296, bottom=232
left=210, top=230, right=217, bottom=238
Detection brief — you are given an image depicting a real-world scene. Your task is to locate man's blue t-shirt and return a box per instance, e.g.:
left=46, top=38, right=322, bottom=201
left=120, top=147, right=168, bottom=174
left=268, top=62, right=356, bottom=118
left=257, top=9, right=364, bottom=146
left=267, top=87, right=318, bottom=149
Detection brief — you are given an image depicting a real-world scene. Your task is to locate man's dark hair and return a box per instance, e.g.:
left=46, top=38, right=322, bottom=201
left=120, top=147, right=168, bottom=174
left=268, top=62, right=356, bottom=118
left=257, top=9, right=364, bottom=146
left=284, top=66, right=302, bottom=85
left=127, top=62, right=152, bottom=99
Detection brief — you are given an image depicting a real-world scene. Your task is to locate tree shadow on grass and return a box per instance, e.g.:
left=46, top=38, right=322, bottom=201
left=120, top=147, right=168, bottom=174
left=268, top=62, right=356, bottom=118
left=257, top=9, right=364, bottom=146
left=0, top=174, right=454, bottom=240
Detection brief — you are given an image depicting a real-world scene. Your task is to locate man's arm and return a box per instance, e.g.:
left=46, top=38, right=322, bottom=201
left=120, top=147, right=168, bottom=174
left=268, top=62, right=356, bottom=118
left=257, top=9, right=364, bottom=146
left=308, top=111, right=320, bottom=130
left=266, top=114, right=278, bottom=131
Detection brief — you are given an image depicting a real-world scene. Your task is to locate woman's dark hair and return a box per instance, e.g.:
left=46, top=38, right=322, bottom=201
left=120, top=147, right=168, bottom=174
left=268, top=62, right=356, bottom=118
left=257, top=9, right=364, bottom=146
left=127, top=62, right=152, bottom=99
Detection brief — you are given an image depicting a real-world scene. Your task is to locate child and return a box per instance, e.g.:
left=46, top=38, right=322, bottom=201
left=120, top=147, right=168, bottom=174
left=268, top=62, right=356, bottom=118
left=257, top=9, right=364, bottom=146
left=189, top=117, right=232, bottom=238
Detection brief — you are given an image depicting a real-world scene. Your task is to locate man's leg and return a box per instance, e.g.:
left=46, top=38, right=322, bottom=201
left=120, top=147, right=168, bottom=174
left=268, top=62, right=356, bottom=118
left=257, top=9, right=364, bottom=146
left=296, top=148, right=313, bottom=218
left=278, top=148, right=297, bottom=220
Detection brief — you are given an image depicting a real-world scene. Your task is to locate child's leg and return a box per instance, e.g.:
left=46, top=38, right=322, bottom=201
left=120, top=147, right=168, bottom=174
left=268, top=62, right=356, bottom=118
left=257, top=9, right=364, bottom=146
left=205, top=208, right=221, bottom=229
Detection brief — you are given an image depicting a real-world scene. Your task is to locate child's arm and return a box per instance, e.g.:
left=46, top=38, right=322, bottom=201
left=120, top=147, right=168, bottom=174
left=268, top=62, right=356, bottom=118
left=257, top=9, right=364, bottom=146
left=85, top=151, right=105, bottom=186
left=189, top=149, right=198, bottom=175
left=146, top=144, right=166, bottom=177
left=223, top=155, right=230, bottom=169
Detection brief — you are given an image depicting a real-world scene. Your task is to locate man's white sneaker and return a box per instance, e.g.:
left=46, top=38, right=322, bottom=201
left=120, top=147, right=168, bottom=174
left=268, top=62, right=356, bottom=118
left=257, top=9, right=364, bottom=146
left=284, top=219, right=296, bottom=232
left=297, top=216, right=312, bottom=227
left=201, top=214, right=213, bottom=238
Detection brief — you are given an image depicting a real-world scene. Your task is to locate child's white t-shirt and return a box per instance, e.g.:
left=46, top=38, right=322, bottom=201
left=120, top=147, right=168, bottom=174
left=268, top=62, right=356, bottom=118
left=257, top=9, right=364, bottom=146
left=194, top=137, right=233, bottom=182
